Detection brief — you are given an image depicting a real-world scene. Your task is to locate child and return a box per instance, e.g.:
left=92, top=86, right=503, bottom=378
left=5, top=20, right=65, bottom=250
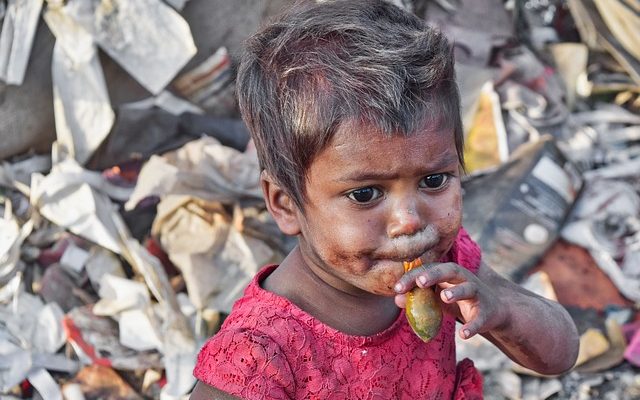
left=191, top=1, right=579, bottom=398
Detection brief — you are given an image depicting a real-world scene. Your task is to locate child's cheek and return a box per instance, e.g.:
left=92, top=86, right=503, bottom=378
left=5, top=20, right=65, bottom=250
left=431, top=193, right=462, bottom=254
left=372, top=271, right=403, bottom=295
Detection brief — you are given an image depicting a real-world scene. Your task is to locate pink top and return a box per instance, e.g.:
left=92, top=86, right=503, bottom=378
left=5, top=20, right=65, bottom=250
left=194, top=228, right=484, bottom=399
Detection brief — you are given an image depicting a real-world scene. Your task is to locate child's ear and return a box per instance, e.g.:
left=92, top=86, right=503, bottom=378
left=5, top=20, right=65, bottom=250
left=260, top=170, right=301, bottom=236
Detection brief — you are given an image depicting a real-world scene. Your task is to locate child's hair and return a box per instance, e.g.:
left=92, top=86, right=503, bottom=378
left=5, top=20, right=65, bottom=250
left=237, top=0, right=463, bottom=211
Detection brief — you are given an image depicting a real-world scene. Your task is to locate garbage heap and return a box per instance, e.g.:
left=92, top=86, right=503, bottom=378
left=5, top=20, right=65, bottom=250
left=0, top=0, right=639, bottom=399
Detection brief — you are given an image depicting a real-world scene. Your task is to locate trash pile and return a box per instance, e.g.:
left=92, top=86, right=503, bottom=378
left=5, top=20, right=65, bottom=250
left=425, top=0, right=640, bottom=398
left=1, top=1, right=293, bottom=399
left=0, top=0, right=638, bottom=399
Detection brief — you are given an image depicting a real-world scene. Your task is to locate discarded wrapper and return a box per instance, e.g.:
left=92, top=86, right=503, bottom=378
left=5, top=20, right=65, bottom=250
left=463, top=136, right=583, bottom=282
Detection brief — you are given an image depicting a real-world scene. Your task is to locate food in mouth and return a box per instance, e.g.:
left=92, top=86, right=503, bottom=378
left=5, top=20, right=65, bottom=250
left=403, top=258, right=442, bottom=342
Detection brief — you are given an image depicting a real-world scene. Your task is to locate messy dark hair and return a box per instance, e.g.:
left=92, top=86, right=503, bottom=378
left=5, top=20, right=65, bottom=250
left=237, top=0, right=463, bottom=211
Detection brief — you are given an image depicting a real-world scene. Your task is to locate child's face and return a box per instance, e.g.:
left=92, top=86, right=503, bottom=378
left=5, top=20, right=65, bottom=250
left=296, top=120, right=462, bottom=297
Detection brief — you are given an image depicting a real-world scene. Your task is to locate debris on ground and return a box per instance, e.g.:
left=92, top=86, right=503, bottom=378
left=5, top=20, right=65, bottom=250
left=0, top=0, right=639, bottom=399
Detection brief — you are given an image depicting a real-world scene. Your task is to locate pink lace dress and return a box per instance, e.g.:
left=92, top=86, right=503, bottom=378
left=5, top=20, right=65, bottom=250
left=194, top=228, right=484, bottom=399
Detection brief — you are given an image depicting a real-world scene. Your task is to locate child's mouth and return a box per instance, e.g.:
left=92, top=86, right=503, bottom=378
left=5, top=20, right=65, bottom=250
left=378, top=247, right=439, bottom=265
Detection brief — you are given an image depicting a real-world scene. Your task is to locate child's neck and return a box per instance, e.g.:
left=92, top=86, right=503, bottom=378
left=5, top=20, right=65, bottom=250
left=262, top=246, right=400, bottom=336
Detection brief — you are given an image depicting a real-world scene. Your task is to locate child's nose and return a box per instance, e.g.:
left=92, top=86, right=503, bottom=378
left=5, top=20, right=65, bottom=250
left=386, top=200, right=422, bottom=238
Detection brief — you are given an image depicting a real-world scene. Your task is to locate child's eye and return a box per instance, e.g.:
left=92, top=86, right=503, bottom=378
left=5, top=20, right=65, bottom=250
left=419, top=174, right=448, bottom=190
left=347, top=187, right=382, bottom=203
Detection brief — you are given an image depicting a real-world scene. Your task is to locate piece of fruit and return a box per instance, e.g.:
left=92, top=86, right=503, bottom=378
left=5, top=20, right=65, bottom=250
left=403, top=259, right=442, bottom=342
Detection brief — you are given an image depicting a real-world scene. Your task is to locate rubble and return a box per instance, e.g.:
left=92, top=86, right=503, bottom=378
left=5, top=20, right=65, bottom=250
left=0, top=0, right=43, bottom=85
left=434, top=0, right=640, bottom=398
left=0, top=0, right=639, bottom=399
left=462, top=136, right=582, bottom=282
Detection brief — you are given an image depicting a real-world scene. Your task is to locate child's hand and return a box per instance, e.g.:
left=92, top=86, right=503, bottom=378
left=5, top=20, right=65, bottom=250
left=395, top=261, right=579, bottom=374
left=394, top=262, right=508, bottom=339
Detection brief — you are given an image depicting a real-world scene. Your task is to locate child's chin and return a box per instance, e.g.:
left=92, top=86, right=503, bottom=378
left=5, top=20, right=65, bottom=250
left=367, top=276, right=402, bottom=296
left=366, top=286, right=397, bottom=297
left=379, top=288, right=399, bottom=297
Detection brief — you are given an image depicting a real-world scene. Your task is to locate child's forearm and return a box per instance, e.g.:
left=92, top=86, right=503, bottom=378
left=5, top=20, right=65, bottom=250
left=482, top=277, right=579, bottom=375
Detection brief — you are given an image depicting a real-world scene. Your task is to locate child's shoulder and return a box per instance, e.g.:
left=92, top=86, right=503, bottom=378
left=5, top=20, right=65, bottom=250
left=194, top=326, right=295, bottom=398
left=193, top=267, right=300, bottom=395
left=215, top=265, right=296, bottom=330
left=196, top=264, right=313, bottom=355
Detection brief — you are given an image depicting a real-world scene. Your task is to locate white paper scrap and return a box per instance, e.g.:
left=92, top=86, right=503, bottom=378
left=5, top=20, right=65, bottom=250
left=93, top=274, right=150, bottom=316
left=85, top=247, right=125, bottom=292
left=0, top=338, right=32, bottom=392
left=27, top=368, right=62, bottom=400
left=119, top=309, right=163, bottom=352
left=31, top=303, right=65, bottom=354
left=61, top=383, right=85, bottom=400
left=46, top=5, right=115, bottom=164
left=124, top=91, right=204, bottom=116
left=0, top=273, right=21, bottom=304
left=0, top=292, right=44, bottom=348
left=0, top=212, right=20, bottom=263
left=64, top=0, right=197, bottom=94
left=161, top=349, right=197, bottom=400
left=35, top=182, right=122, bottom=254
left=60, top=243, right=91, bottom=273
left=0, top=212, right=33, bottom=284
left=176, top=293, right=196, bottom=317
left=51, top=42, right=115, bottom=165
left=0, top=0, right=44, bottom=85
left=31, top=157, right=132, bottom=204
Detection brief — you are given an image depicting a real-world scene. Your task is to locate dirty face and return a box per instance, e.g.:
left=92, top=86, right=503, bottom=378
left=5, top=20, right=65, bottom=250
left=296, top=121, right=462, bottom=297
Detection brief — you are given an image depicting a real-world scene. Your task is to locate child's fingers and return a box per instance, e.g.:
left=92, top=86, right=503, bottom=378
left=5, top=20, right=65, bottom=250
left=394, top=293, right=407, bottom=309
left=440, top=282, right=477, bottom=303
left=394, top=269, right=421, bottom=293
left=416, top=262, right=471, bottom=288
left=394, top=262, right=467, bottom=293
left=459, top=314, right=487, bottom=339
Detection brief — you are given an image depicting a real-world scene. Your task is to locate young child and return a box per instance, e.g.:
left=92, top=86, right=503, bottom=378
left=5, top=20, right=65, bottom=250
left=191, top=1, right=579, bottom=399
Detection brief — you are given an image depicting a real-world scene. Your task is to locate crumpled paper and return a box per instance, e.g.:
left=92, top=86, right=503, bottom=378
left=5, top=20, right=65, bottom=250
left=152, top=196, right=280, bottom=312
left=59, top=0, right=196, bottom=95
left=0, top=199, right=33, bottom=285
left=0, top=0, right=43, bottom=85
left=45, top=4, right=115, bottom=165
left=30, top=151, right=197, bottom=398
left=562, top=178, right=640, bottom=302
left=0, top=292, right=76, bottom=395
left=125, top=136, right=263, bottom=210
